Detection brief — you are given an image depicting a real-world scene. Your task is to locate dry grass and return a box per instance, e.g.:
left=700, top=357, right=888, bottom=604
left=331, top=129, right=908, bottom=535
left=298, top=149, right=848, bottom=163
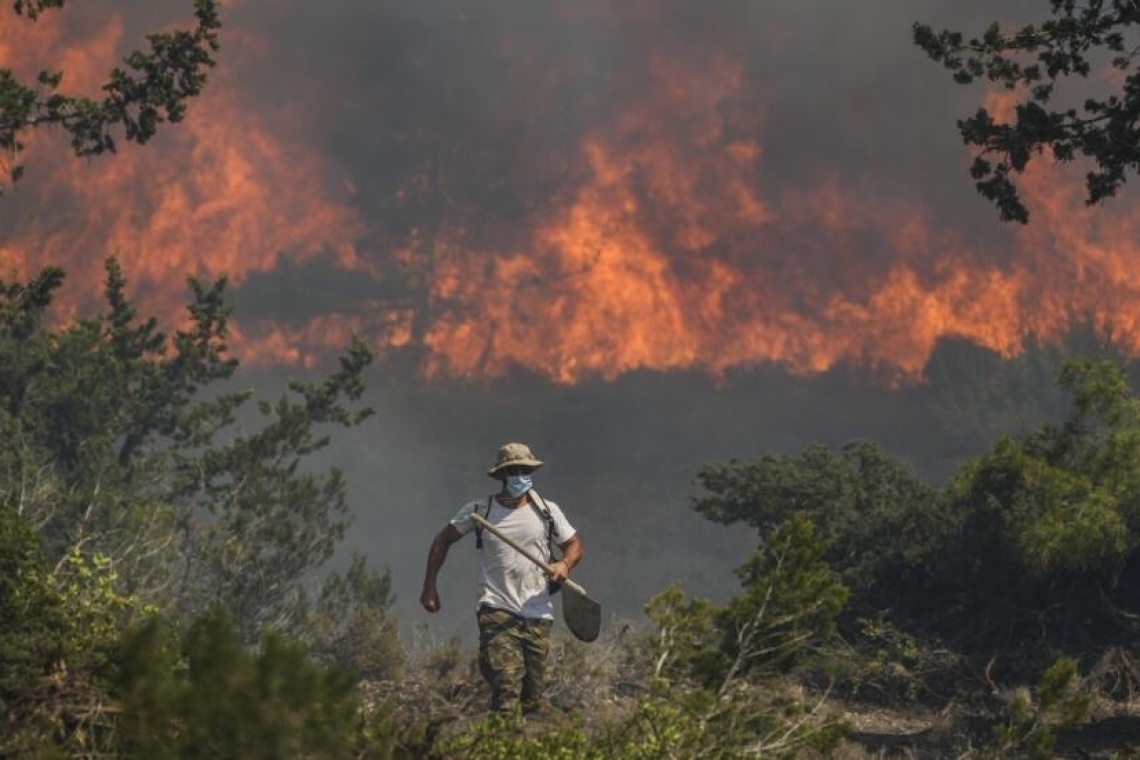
left=361, top=625, right=1140, bottom=759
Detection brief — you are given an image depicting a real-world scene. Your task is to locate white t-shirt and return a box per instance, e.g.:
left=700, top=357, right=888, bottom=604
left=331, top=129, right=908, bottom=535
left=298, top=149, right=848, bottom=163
left=450, top=492, right=576, bottom=620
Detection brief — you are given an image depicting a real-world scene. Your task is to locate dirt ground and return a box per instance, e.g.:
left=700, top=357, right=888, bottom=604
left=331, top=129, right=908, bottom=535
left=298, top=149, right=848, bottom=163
left=839, top=703, right=1140, bottom=759
left=362, top=637, right=1140, bottom=759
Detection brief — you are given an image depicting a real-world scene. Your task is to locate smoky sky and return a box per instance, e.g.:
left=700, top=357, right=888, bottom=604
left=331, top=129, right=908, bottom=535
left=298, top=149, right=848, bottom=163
left=227, top=2, right=1025, bottom=210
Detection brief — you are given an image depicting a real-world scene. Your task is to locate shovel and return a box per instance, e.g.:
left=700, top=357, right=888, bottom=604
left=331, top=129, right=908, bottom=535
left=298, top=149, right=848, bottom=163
left=471, top=512, right=601, bottom=642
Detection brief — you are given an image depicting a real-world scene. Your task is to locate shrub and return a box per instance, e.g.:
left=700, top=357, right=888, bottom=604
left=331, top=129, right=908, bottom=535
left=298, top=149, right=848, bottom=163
left=115, top=609, right=399, bottom=757
left=989, top=657, right=1091, bottom=759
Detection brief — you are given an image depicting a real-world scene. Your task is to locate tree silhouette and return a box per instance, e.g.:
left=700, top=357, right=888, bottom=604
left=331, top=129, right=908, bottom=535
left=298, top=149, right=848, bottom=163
left=0, top=0, right=220, bottom=192
left=915, top=2, right=1140, bottom=223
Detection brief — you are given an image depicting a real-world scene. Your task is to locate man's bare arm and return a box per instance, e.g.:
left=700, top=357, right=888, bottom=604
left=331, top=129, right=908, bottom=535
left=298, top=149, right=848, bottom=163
left=550, top=534, right=583, bottom=583
left=421, top=524, right=463, bottom=612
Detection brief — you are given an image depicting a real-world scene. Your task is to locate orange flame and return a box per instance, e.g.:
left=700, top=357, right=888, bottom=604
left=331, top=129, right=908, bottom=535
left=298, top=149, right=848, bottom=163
left=1, top=8, right=390, bottom=361
left=422, top=52, right=1026, bottom=382
left=4, top=8, right=1140, bottom=383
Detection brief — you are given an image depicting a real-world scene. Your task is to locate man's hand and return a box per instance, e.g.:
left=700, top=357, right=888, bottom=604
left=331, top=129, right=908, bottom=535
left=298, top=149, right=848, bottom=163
left=420, top=585, right=441, bottom=613
left=548, top=560, right=570, bottom=583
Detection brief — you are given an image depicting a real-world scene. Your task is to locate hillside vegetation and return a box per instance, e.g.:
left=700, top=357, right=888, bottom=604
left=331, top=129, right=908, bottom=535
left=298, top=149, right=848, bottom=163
left=5, top=261, right=1140, bottom=758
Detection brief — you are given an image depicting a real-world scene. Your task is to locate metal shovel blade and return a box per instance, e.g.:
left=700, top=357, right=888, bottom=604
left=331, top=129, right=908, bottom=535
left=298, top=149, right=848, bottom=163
left=561, top=582, right=601, bottom=642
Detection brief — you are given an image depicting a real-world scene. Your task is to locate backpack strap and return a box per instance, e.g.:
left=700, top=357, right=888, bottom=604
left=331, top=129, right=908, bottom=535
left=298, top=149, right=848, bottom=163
left=528, top=488, right=558, bottom=551
left=474, top=496, right=493, bottom=549
left=529, top=489, right=563, bottom=595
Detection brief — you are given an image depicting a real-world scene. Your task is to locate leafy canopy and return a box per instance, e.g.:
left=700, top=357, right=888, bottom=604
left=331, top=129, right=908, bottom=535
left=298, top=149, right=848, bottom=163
left=0, top=0, right=220, bottom=191
left=0, top=259, right=406, bottom=753
left=915, top=1, right=1140, bottom=223
left=691, top=363, right=1140, bottom=659
left=115, top=611, right=386, bottom=758
left=693, top=440, right=947, bottom=614
left=0, top=259, right=382, bottom=644
left=933, top=359, right=1140, bottom=651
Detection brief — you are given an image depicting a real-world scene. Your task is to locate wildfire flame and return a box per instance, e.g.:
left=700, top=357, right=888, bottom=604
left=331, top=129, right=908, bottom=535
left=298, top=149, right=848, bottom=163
left=3, top=4, right=1138, bottom=381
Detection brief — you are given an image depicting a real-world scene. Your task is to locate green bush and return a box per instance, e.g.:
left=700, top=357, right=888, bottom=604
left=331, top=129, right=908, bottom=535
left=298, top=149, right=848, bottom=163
left=0, top=508, right=153, bottom=755
left=693, top=440, right=949, bottom=618
left=633, top=513, right=849, bottom=757
left=115, top=609, right=398, bottom=757
left=0, top=506, right=64, bottom=696
left=989, top=657, right=1091, bottom=759
left=647, top=513, right=848, bottom=689
left=0, top=505, right=69, bottom=755
left=433, top=691, right=846, bottom=760
left=939, top=360, right=1140, bottom=657
left=305, top=552, right=404, bottom=681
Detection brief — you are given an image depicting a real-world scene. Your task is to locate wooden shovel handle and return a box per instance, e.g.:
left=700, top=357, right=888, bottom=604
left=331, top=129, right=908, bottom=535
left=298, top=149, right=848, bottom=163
left=471, top=512, right=588, bottom=596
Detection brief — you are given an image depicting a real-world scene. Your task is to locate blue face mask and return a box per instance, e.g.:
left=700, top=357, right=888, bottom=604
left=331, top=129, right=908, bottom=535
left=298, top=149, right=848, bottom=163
left=504, top=473, right=533, bottom=498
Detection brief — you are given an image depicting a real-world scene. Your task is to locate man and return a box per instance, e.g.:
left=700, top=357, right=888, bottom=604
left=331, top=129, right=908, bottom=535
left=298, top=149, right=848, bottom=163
left=420, top=442, right=584, bottom=715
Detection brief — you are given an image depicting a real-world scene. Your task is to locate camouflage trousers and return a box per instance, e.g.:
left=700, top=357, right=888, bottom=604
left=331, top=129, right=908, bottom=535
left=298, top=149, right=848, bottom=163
left=477, top=605, right=552, bottom=713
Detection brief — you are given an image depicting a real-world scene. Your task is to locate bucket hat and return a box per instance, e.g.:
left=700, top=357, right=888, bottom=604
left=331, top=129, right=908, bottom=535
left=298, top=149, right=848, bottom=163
left=487, top=442, right=545, bottom=478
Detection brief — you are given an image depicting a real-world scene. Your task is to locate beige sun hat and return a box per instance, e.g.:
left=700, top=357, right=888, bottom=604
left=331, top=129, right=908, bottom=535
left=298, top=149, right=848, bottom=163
left=487, top=442, right=545, bottom=478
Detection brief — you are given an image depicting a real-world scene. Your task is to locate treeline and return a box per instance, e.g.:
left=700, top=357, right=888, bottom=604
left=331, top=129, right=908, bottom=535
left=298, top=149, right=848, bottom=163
left=696, top=358, right=1140, bottom=666
left=1, top=260, right=403, bottom=755
left=5, top=260, right=1140, bottom=757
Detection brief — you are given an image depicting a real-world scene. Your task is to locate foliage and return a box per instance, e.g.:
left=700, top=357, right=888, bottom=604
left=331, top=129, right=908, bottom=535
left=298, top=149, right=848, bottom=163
left=693, top=361, right=1140, bottom=661
left=635, top=513, right=849, bottom=756
left=718, top=513, right=851, bottom=681
left=812, top=615, right=966, bottom=711
left=644, top=514, right=848, bottom=689
left=914, top=2, right=1140, bottom=223
left=642, top=585, right=721, bottom=687
left=55, top=546, right=155, bottom=667
left=0, top=258, right=402, bottom=752
left=989, top=657, right=1091, bottom=760
left=2, top=503, right=400, bottom=756
left=115, top=609, right=399, bottom=758
left=0, top=0, right=221, bottom=192
left=0, top=505, right=153, bottom=756
left=304, top=552, right=405, bottom=681
left=436, top=713, right=596, bottom=760
left=940, top=359, right=1140, bottom=653
left=433, top=696, right=845, bottom=760
left=0, top=505, right=65, bottom=752
left=693, top=440, right=948, bottom=617
left=0, top=259, right=381, bottom=643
